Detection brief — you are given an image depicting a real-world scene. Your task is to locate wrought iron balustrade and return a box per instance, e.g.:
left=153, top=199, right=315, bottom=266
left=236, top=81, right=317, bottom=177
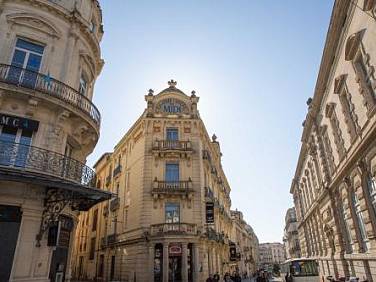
left=109, top=197, right=120, bottom=211
left=0, top=141, right=97, bottom=187
left=152, top=179, right=193, bottom=193
left=150, top=223, right=197, bottom=235
left=107, top=234, right=117, bottom=245
left=153, top=140, right=192, bottom=151
left=0, top=64, right=101, bottom=127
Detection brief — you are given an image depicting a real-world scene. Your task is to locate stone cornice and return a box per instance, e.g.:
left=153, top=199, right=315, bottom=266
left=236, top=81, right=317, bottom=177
left=291, top=0, right=352, bottom=194
left=7, top=0, right=103, bottom=69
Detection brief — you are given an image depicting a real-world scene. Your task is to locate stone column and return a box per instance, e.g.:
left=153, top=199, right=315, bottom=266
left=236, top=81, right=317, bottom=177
left=149, top=244, right=155, bottom=281
left=182, top=243, right=188, bottom=282
left=193, top=244, right=200, bottom=282
left=163, top=243, right=169, bottom=282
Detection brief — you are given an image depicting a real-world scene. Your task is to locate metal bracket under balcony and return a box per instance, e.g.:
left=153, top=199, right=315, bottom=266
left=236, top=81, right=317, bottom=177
left=150, top=223, right=197, bottom=237
left=0, top=141, right=112, bottom=245
left=152, top=140, right=193, bottom=160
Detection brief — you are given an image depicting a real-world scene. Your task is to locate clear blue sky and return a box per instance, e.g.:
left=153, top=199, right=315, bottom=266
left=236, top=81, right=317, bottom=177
left=90, top=0, right=334, bottom=243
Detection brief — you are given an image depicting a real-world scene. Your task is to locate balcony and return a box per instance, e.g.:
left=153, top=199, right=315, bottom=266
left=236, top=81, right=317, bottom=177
left=150, top=223, right=197, bottom=236
left=152, top=179, right=194, bottom=197
left=152, top=140, right=193, bottom=159
left=0, top=141, right=111, bottom=210
left=0, top=64, right=101, bottom=129
left=107, top=234, right=117, bottom=245
left=204, top=187, right=214, bottom=201
left=109, top=197, right=120, bottom=211
left=113, top=164, right=122, bottom=178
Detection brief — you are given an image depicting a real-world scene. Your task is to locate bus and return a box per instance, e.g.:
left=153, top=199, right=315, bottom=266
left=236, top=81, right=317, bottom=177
left=280, top=258, right=319, bottom=282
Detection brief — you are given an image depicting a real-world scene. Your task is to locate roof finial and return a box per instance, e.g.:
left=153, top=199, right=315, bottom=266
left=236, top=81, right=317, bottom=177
left=212, top=134, right=217, bottom=142
left=168, top=79, right=177, bottom=88
left=148, top=89, right=154, bottom=96
left=191, top=90, right=196, bottom=97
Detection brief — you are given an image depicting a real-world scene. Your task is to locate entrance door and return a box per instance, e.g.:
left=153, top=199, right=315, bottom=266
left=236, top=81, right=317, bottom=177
left=0, top=205, right=22, bottom=282
left=48, top=216, right=74, bottom=282
left=168, top=256, right=182, bottom=282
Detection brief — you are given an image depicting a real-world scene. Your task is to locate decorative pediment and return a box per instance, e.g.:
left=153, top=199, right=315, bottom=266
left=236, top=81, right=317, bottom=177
left=325, top=103, right=336, bottom=118
left=155, top=97, right=189, bottom=115
left=333, top=74, right=347, bottom=94
left=79, top=51, right=96, bottom=78
left=345, top=29, right=365, bottom=61
left=363, top=0, right=375, bottom=11
left=6, top=13, right=62, bottom=38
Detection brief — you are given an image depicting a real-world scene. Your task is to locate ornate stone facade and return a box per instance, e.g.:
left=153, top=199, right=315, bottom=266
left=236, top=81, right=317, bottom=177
left=0, top=1, right=110, bottom=281
left=283, top=207, right=301, bottom=260
left=71, top=81, right=259, bottom=282
left=291, top=0, right=376, bottom=281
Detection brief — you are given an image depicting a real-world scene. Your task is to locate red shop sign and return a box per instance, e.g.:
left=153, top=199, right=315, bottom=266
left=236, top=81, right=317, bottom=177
left=169, top=244, right=182, bottom=255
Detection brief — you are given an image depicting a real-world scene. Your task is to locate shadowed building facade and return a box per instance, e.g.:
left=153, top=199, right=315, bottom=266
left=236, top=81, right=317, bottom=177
left=0, top=0, right=111, bottom=281
left=291, top=0, right=376, bottom=281
left=71, top=81, right=259, bottom=282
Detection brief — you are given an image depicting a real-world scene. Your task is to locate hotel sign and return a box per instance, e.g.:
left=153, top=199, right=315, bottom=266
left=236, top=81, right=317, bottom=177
left=157, top=98, right=188, bottom=114
left=0, top=113, right=39, bottom=131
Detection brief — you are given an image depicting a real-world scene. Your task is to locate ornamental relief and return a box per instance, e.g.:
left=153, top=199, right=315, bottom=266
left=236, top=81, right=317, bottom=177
left=6, top=13, right=62, bottom=38
left=155, top=98, right=190, bottom=115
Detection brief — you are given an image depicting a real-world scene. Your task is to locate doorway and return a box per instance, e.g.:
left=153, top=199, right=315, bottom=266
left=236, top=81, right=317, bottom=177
left=168, top=256, right=182, bottom=282
left=0, top=205, right=22, bottom=282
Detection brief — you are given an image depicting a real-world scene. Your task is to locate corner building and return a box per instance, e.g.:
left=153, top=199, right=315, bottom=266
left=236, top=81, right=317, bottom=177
left=72, top=81, right=258, bottom=282
left=0, top=1, right=111, bottom=281
left=291, top=0, right=376, bottom=281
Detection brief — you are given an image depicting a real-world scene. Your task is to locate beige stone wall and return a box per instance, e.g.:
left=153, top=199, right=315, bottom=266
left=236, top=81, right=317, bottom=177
left=72, top=82, right=259, bottom=281
left=291, top=0, right=376, bottom=281
left=0, top=0, right=105, bottom=281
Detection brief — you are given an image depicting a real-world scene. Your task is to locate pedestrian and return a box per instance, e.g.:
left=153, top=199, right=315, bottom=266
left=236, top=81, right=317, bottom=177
left=224, top=272, right=233, bottom=282
left=285, top=272, right=290, bottom=282
left=213, top=272, right=220, bottom=282
left=206, top=274, right=214, bottom=282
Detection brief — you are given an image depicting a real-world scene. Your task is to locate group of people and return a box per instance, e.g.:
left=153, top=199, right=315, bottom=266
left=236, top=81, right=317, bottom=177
left=206, top=270, right=273, bottom=282
left=206, top=271, right=244, bottom=282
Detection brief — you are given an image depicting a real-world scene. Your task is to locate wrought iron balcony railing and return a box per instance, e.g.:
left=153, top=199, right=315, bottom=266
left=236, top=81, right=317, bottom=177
left=150, top=223, right=197, bottom=236
left=0, top=64, right=101, bottom=127
left=152, top=179, right=193, bottom=194
left=109, top=197, right=120, bottom=211
left=153, top=140, right=192, bottom=151
left=0, top=141, right=97, bottom=187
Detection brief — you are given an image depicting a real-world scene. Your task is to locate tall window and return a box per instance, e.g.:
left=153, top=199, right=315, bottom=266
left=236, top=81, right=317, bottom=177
left=0, top=126, right=32, bottom=167
left=166, top=128, right=178, bottom=141
left=9, top=38, right=44, bottom=87
left=165, top=163, right=179, bottom=182
left=92, top=209, right=98, bottom=231
left=79, top=74, right=88, bottom=96
left=340, top=201, right=353, bottom=253
left=367, top=175, right=376, bottom=213
left=353, top=192, right=369, bottom=251
left=89, top=237, right=96, bottom=260
left=165, top=203, right=180, bottom=223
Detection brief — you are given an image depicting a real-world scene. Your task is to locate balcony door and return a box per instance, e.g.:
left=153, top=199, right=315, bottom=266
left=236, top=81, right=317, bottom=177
left=165, top=163, right=179, bottom=189
left=0, top=125, right=32, bottom=167
left=166, top=128, right=178, bottom=141
left=8, top=38, right=44, bottom=88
